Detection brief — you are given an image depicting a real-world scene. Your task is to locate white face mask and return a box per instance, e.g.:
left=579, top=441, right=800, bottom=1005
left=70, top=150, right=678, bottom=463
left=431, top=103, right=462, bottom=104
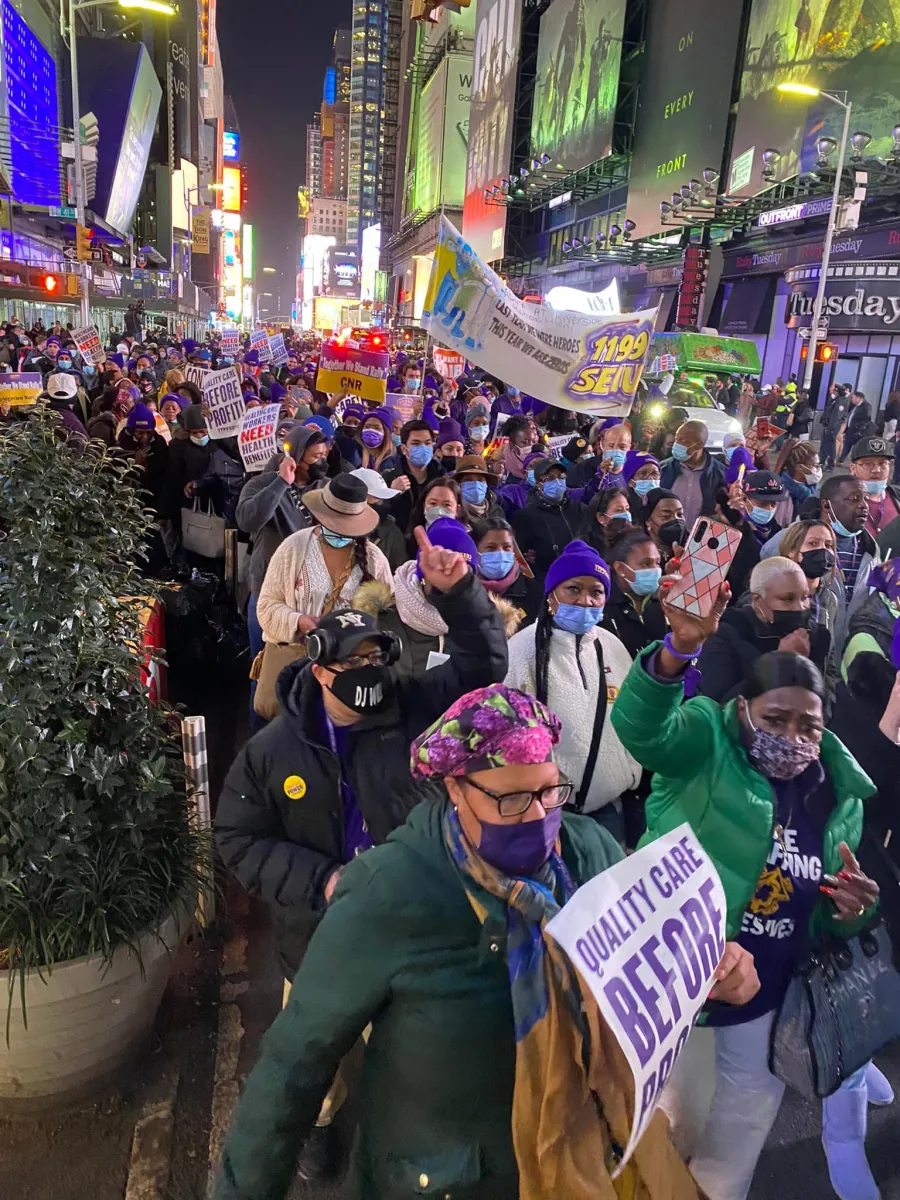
left=804, top=467, right=823, bottom=485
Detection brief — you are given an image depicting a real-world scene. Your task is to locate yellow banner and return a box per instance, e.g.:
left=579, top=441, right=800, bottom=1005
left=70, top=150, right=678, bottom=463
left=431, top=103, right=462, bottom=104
left=315, top=365, right=387, bottom=404
left=0, top=373, right=42, bottom=407
left=192, top=210, right=210, bottom=254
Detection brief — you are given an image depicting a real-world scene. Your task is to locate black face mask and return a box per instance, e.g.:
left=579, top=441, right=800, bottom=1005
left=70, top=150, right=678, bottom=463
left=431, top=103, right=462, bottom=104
left=757, top=607, right=809, bottom=638
left=304, top=459, right=328, bottom=482
left=800, top=548, right=835, bottom=580
left=657, top=518, right=687, bottom=551
left=440, top=454, right=460, bottom=473
left=328, top=664, right=394, bottom=714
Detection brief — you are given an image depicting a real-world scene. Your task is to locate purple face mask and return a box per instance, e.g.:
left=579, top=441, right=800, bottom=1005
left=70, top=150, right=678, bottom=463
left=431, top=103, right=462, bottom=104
left=477, top=807, right=563, bottom=878
left=361, top=427, right=383, bottom=448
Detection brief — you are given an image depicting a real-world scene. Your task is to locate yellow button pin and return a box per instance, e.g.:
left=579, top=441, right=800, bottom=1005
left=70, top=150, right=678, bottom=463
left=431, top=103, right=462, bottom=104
left=283, top=775, right=307, bottom=800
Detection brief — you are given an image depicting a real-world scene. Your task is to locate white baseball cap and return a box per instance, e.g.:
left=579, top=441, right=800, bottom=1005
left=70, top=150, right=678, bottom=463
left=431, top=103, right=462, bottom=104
left=350, top=467, right=396, bottom=500
left=47, top=372, right=78, bottom=399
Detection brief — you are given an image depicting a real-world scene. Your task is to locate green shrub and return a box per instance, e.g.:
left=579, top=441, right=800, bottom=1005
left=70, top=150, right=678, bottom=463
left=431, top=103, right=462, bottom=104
left=0, top=414, right=206, bottom=986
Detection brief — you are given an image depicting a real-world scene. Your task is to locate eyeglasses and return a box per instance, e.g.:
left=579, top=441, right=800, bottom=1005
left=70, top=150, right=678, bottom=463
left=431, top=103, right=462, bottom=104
left=463, top=775, right=573, bottom=817
left=336, top=649, right=392, bottom=670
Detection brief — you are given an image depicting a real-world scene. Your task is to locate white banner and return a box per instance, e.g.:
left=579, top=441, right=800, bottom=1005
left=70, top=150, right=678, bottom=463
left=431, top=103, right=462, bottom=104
left=203, top=366, right=245, bottom=439
left=547, top=823, right=727, bottom=1174
left=250, top=329, right=272, bottom=363
left=72, top=325, right=106, bottom=367
left=238, top=402, right=279, bottom=473
left=423, top=217, right=657, bottom=417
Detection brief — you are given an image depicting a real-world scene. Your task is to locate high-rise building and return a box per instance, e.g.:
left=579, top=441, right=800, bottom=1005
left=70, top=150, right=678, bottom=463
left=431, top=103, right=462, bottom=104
left=306, top=117, right=323, bottom=198
left=346, top=0, right=397, bottom=248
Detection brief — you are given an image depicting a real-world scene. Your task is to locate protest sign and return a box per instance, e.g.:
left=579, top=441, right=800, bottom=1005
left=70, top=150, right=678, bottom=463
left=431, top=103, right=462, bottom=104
left=268, top=333, right=289, bottom=366
left=432, top=346, right=466, bottom=380
left=184, top=364, right=209, bottom=389
left=238, top=403, right=279, bottom=473
left=250, top=329, right=272, bottom=363
left=547, top=823, right=726, bottom=1175
left=203, top=366, right=246, bottom=439
left=389, top=393, right=419, bottom=424
left=221, top=327, right=240, bottom=355
left=546, top=434, right=575, bottom=462
left=315, top=340, right=389, bottom=404
left=423, top=216, right=657, bottom=417
left=72, top=325, right=106, bottom=367
left=0, top=372, right=43, bottom=407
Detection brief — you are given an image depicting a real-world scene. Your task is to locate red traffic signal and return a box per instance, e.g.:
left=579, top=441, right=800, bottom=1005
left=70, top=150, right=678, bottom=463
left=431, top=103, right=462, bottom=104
left=43, top=274, right=58, bottom=293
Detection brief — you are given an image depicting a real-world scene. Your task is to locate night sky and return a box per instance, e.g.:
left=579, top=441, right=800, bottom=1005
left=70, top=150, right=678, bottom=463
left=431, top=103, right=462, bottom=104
left=217, top=0, right=352, bottom=314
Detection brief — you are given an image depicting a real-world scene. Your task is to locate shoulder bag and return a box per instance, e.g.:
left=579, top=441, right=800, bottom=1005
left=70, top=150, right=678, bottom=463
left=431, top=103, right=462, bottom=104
left=182, top=497, right=226, bottom=559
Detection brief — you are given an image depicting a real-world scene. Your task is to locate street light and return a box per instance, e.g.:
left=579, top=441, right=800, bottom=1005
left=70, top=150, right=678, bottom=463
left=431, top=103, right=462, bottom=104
left=777, top=82, right=852, bottom=389
left=262, top=267, right=277, bottom=274
left=62, top=0, right=176, bottom=324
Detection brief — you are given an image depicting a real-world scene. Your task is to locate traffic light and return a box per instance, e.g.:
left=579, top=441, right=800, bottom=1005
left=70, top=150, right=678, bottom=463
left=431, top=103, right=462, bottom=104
left=26, top=268, right=79, bottom=296
left=75, top=224, right=92, bottom=263
left=800, top=341, right=839, bottom=363
left=43, top=273, right=58, bottom=294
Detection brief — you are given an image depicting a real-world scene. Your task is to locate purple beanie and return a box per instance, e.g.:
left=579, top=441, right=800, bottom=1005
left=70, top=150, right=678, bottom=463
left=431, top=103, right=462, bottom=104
left=342, top=403, right=366, bottom=423
left=418, top=517, right=477, bottom=573
left=523, top=450, right=550, bottom=470
left=107, top=352, right=125, bottom=369
left=544, top=539, right=611, bottom=596
left=242, top=349, right=259, bottom=365
left=436, top=418, right=465, bottom=448
left=622, top=450, right=659, bottom=483
left=363, top=406, right=395, bottom=437
left=420, top=404, right=440, bottom=432
left=126, top=402, right=156, bottom=431
left=269, top=380, right=286, bottom=406
left=160, top=391, right=189, bottom=411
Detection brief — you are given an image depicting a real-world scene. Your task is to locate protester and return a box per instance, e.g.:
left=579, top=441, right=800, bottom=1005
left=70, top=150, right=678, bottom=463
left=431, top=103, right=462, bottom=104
left=195, top=437, right=246, bottom=529
left=44, top=373, right=88, bottom=441
left=580, top=487, right=633, bottom=555
left=351, top=467, right=409, bottom=571
left=408, top=476, right=463, bottom=537
left=213, top=679, right=708, bottom=1200
left=777, top=442, right=822, bottom=522
left=168, top=406, right=213, bottom=527
left=567, top=417, right=632, bottom=490
left=383, top=418, right=442, bottom=528
left=454, top=454, right=504, bottom=525
left=839, top=390, right=875, bottom=462
left=779, top=519, right=840, bottom=637
left=612, top=592, right=882, bottom=1200
left=512, top=458, right=586, bottom=614
left=659, top=420, right=725, bottom=528
left=818, top=474, right=880, bottom=639
left=642, top=488, right=687, bottom=564
left=600, top=524, right=667, bottom=658
left=848, top=435, right=900, bottom=538
left=499, top=414, right=537, bottom=479
left=435, top=418, right=466, bottom=473
left=464, top=401, right=491, bottom=450
left=356, top=407, right=396, bottom=473
left=472, top=516, right=528, bottom=613
left=621, top=449, right=660, bottom=515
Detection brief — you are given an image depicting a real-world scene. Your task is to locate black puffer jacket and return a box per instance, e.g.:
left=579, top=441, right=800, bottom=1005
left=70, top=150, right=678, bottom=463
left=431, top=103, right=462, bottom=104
left=215, top=571, right=508, bottom=975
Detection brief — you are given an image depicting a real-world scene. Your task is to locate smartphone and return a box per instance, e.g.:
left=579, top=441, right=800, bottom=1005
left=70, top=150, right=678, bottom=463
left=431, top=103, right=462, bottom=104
left=665, top=517, right=743, bottom=618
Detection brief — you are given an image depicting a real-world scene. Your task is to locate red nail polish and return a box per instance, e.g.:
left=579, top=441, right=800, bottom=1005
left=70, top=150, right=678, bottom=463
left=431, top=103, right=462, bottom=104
left=820, top=885, right=836, bottom=896
left=838, top=870, right=852, bottom=881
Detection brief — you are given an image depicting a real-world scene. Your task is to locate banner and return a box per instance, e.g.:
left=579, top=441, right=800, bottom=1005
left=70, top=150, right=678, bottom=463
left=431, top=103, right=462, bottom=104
left=72, top=325, right=106, bottom=367
left=238, top=402, right=279, bottom=473
left=423, top=218, right=658, bottom=416
left=184, top=364, right=209, bottom=388
left=250, top=329, right=272, bottom=363
left=203, top=366, right=245, bottom=439
left=0, top=372, right=42, bottom=406
left=315, top=341, right=390, bottom=404
left=220, top=326, right=240, bottom=355
left=268, top=333, right=289, bottom=366
left=432, top=346, right=467, bottom=380
left=192, top=209, right=210, bottom=254
left=547, top=824, right=726, bottom=1174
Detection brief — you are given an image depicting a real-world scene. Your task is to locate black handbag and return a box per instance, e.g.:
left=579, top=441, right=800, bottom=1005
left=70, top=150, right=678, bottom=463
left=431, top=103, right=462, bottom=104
left=769, top=918, right=900, bottom=1099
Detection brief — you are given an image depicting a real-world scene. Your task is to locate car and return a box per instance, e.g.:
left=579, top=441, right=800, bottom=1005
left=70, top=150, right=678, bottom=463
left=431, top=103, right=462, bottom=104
left=641, top=380, right=743, bottom=450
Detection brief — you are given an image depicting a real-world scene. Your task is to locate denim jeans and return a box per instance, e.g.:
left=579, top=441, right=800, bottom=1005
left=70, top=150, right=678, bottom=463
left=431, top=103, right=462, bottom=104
left=662, top=1012, right=869, bottom=1200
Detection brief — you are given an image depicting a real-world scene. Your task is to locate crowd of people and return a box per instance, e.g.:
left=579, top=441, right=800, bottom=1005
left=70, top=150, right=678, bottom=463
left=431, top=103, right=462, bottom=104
left=9, top=315, right=900, bottom=1200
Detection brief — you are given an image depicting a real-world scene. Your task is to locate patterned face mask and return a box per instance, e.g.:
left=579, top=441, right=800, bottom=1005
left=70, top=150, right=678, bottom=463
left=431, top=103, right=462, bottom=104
left=745, top=710, right=820, bottom=780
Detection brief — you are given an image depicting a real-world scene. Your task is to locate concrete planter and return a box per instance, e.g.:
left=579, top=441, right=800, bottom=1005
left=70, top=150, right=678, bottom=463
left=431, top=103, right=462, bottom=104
left=0, top=914, right=180, bottom=1112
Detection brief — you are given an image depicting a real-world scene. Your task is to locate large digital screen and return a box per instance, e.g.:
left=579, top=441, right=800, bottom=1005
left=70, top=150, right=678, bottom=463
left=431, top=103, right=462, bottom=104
left=728, top=0, right=900, bottom=197
left=105, top=44, right=162, bottom=233
left=2, top=0, right=60, bottom=205
left=627, top=0, right=744, bottom=239
left=462, top=0, right=523, bottom=263
left=223, top=130, right=240, bottom=161
left=531, top=0, right=627, bottom=175
left=222, top=165, right=242, bottom=212
left=414, top=52, right=472, bottom=214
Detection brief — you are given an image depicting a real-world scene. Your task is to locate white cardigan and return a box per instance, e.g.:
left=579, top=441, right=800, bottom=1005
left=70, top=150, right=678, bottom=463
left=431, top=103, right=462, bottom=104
left=257, top=527, right=393, bottom=644
left=505, top=622, right=640, bottom=813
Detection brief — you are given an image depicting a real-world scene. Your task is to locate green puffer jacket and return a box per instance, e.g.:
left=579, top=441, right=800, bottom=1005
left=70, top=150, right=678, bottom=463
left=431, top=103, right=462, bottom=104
left=610, top=645, right=876, bottom=940
left=215, top=794, right=623, bottom=1200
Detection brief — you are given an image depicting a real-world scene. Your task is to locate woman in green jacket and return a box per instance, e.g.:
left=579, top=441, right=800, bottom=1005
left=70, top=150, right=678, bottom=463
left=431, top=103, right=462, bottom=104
left=610, top=584, right=886, bottom=1200
left=214, top=683, right=719, bottom=1200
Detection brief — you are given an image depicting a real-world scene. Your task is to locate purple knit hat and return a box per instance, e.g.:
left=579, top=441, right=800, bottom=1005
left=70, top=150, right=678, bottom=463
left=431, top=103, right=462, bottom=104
left=363, top=406, right=395, bottom=438
left=420, top=404, right=440, bottom=432
left=160, top=391, right=189, bottom=411
left=342, top=403, right=366, bottom=423
left=436, top=418, right=465, bottom=447
left=417, top=517, right=477, bottom=575
left=410, top=683, right=562, bottom=778
left=544, top=539, right=611, bottom=596
left=523, top=450, right=550, bottom=470
left=242, top=349, right=259, bottom=365
left=126, top=402, right=156, bottom=431
left=622, top=450, right=659, bottom=483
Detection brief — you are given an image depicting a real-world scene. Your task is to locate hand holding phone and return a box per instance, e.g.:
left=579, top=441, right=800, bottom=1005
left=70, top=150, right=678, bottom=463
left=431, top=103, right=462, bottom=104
left=664, top=517, right=742, bottom=619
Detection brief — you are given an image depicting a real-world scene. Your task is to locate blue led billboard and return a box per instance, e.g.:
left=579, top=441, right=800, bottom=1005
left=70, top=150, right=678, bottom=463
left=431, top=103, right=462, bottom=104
left=2, top=0, right=60, bottom=205
left=223, top=129, right=240, bottom=161
left=323, top=67, right=336, bottom=105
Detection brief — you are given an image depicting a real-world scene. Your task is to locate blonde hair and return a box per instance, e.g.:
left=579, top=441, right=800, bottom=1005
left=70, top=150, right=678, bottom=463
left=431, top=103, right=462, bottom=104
left=779, top=520, right=837, bottom=584
left=163, top=368, right=185, bottom=394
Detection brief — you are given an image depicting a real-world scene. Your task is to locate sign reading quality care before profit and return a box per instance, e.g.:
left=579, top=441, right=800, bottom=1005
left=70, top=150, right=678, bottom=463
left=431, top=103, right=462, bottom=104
left=546, top=823, right=726, bottom=1174
left=238, top=402, right=279, bottom=473
left=203, top=366, right=245, bottom=438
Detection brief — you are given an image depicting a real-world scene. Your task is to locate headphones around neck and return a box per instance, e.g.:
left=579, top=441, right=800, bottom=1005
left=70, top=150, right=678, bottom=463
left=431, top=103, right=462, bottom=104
left=306, top=626, right=402, bottom=668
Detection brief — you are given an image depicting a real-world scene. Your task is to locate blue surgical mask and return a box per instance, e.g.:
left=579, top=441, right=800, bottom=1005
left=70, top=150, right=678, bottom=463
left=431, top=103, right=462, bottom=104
left=58, top=359, right=72, bottom=370
left=461, top=480, right=488, bottom=505
left=321, top=528, right=354, bottom=548
left=633, top=478, right=658, bottom=498
left=629, top=566, right=662, bottom=597
left=832, top=517, right=860, bottom=539
left=526, top=469, right=536, bottom=487
left=671, top=441, right=690, bottom=461
left=749, top=505, right=775, bottom=526
left=190, top=433, right=210, bottom=447
left=864, top=479, right=887, bottom=496
left=406, top=377, right=422, bottom=391
left=606, top=510, right=630, bottom=523
left=724, top=444, right=739, bottom=463
left=608, top=449, right=627, bottom=471
left=408, top=443, right=433, bottom=468
left=83, top=364, right=96, bottom=376
left=222, top=356, right=234, bottom=366
left=553, top=602, right=604, bottom=635
left=541, top=478, right=566, bottom=502
left=392, top=433, right=402, bottom=447
left=480, top=549, right=516, bottom=580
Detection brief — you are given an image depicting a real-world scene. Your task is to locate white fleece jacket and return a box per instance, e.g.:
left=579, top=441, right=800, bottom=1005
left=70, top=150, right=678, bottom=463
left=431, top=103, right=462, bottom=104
left=505, top=622, right=640, bottom=812
left=257, top=527, right=393, bottom=644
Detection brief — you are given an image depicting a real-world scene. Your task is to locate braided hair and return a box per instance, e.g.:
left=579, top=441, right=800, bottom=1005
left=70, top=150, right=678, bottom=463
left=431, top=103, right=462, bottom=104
left=353, top=535, right=374, bottom=583
left=533, top=600, right=555, bottom=706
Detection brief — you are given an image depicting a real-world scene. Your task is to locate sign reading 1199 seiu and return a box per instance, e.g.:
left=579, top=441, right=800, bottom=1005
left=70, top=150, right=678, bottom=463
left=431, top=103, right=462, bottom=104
left=422, top=217, right=658, bottom=417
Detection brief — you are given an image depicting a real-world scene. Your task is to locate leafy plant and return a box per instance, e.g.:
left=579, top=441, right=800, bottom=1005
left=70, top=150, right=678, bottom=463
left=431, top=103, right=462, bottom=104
left=0, top=413, right=207, bottom=993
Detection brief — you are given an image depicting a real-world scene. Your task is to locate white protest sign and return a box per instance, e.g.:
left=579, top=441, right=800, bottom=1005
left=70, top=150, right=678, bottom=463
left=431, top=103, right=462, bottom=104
left=547, top=434, right=575, bottom=461
left=221, top=326, right=240, bottom=355
left=184, top=364, right=209, bottom=389
left=250, top=329, right=272, bottom=363
left=203, top=366, right=245, bottom=439
left=493, top=411, right=510, bottom=436
left=72, top=325, right=106, bottom=366
left=238, top=402, right=279, bottom=473
left=268, top=333, right=288, bottom=366
left=546, top=823, right=726, bottom=1175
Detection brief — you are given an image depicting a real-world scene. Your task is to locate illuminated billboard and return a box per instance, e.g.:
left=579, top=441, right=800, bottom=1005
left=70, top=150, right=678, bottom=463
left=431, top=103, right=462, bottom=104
left=414, top=53, right=472, bottom=214
left=2, top=0, right=59, bottom=205
left=223, top=130, right=240, bottom=161
left=360, top=223, right=381, bottom=302
left=728, top=0, right=900, bottom=197
left=106, top=44, right=163, bottom=233
left=627, top=0, right=743, bottom=239
left=531, top=0, right=627, bottom=174
left=222, top=165, right=242, bottom=212
left=243, top=223, right=254, bottom=280
left=327, top=245, right=360, bottom=296
left=462, top=0, right=523, bottom=263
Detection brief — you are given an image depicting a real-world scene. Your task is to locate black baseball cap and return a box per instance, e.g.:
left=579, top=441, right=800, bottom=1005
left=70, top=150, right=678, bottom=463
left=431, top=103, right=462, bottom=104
left=851, top=435, right=893, bottom=462
left=744, top=469, right=786, bottom=500
left=312, top=609, right=394, bottom=664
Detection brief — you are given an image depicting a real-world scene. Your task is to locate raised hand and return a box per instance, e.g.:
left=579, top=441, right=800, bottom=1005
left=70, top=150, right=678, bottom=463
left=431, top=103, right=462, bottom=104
left=278, top=454, right=297, bottom=485
left=414, top=524, right=469, bottom=593
left=660, top=578, right=731, bottom=655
